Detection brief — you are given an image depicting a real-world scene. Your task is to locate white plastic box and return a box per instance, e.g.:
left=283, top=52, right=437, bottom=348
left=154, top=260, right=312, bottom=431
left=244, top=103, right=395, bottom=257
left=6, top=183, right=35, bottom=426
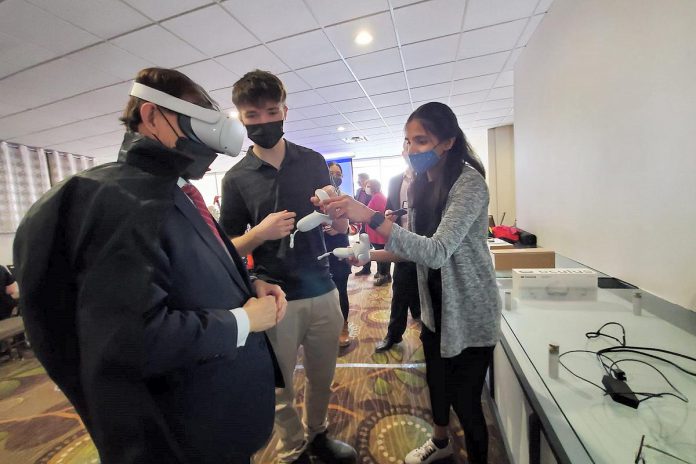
left=512, top=268, right=598, bottom=301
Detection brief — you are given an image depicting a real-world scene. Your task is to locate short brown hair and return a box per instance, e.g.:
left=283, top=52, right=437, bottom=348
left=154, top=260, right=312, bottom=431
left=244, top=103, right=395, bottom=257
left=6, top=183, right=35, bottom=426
left=232, top=69, right=287, bottom=108
left=120, top=67, right=217, bottom=132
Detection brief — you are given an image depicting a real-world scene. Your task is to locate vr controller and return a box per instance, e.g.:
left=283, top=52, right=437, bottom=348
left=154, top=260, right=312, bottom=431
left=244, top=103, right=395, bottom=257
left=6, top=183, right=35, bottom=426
left=317, top=233, right=371, bottom=264
left=290, top=189, right=332, bottom=248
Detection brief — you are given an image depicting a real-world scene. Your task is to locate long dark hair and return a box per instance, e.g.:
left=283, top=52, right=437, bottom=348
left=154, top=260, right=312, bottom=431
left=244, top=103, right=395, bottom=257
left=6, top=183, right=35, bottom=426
left=407, top=102, right=485, bottom=236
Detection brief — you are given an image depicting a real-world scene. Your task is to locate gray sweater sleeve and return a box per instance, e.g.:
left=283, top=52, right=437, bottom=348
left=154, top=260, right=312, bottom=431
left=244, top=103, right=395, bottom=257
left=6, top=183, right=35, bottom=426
left=385, top=169, right=488, bottom=269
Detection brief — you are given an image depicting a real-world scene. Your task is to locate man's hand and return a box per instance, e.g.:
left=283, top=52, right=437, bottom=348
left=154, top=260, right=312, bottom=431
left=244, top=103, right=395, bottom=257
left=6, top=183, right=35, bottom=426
left=253, top=280, right=287, bottom=323
left=253, top=210, right=296, bottom=241
left=243, top=296, right=280, bottom=332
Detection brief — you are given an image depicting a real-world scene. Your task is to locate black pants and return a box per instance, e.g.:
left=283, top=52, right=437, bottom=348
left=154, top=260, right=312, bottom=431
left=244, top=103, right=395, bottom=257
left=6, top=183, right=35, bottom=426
left=421, top=327, right=494, bottom=464
left=332, top=273, right=350, bottom=321
left=386, top=261, right=420, bottom=340
left=372, top=243, right=391, bottom=277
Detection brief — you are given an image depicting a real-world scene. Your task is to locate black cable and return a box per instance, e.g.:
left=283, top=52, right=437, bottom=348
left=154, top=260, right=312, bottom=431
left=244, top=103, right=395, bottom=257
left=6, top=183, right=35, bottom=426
left=606, top=358, right=688, bottom=403
left=558, top=350, right=607, bottom=392
left=585, top=322, right=626, bottom=346
left=597, top=347, right=696, bottom=377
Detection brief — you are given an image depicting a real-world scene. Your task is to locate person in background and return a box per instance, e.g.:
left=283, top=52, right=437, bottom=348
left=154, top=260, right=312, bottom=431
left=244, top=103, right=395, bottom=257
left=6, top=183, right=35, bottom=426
left=220, top=69, right=357, bottom=464
left=365, top=179, right=391, bottom=287
left=13, top=67, right=286, bottom=464
left=0, top=265, right=18, bottom=320
left=324, top=162, right=352, bottom=348
left=375, top=164, right=421, bottom=353
left=352, top=173, right=372, bottom=276
left=317, top=102, right=501, bottom=464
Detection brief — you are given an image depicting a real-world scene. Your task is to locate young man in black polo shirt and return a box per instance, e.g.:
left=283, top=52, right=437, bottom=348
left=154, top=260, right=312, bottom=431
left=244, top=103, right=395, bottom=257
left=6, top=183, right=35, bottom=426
left=220, top=70, right=357, bottom=464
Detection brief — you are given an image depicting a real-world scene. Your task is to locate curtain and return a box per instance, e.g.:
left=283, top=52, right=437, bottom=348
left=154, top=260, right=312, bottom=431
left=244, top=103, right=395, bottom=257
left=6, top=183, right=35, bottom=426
left=46, top=150, right=95, bottom=185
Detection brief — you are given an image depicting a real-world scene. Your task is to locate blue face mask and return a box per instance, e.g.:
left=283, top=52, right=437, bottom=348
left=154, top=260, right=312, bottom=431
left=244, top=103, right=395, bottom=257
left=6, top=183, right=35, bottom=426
left=407, top=147, right=441, bottom=173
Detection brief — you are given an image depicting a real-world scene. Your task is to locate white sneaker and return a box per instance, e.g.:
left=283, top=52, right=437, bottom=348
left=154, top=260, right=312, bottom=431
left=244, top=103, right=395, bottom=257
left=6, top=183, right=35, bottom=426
left=405, top=438, right=453, bottom=464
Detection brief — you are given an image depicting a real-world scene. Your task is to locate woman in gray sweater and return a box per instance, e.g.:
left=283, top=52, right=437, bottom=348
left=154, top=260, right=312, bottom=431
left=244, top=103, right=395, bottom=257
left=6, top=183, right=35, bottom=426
left=320, top=102, right=501, bottom=464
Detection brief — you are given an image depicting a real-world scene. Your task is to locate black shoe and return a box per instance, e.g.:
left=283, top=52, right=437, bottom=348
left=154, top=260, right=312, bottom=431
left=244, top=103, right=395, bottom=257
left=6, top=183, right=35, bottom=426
left=354, top=268, right=371, bottom=276
left=309, top=432, right=357, bottom=464
left=373, top=272, right=380, bottom=278
left=375, top=337, right=402, bottom=353
left=374, top=275, right=391, bottom=286
left=291, top=451, right=311, bottom=464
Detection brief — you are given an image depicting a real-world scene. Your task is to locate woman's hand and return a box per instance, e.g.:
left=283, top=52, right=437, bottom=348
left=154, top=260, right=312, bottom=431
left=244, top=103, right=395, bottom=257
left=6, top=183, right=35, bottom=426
left=312, top=194, right=375, bottom=223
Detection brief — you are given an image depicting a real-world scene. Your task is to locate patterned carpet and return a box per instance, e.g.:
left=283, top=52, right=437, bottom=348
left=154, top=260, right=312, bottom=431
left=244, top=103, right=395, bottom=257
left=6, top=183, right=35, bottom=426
left=0, top=269, right=509, bottom=463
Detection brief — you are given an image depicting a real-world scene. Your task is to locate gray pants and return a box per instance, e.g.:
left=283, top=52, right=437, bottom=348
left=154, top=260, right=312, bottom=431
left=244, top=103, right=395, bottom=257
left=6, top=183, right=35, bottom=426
left=265, top=289, right=343, bottom=462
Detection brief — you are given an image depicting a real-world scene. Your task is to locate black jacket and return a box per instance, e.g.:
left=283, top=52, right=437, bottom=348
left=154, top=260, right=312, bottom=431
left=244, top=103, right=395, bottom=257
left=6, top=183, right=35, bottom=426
left=14, top=133, right=280, bottom=464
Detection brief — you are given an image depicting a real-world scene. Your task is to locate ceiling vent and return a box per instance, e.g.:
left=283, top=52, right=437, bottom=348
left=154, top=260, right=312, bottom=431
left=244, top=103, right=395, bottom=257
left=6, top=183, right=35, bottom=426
left=342, top=135, right=368, bottom=144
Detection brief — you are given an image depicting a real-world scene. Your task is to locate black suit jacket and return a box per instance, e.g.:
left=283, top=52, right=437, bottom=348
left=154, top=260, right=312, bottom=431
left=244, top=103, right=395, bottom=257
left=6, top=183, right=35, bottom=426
left=14, top=133, right=279, bottom=464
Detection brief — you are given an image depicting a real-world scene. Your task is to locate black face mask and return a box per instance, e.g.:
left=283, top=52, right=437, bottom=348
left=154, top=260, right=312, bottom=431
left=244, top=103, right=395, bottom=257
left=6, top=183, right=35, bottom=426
left=175, top=137, right=217, bottom=180
left=245, top=120, right=284, bottom=149
left=330, top=175, right=343, bottom=188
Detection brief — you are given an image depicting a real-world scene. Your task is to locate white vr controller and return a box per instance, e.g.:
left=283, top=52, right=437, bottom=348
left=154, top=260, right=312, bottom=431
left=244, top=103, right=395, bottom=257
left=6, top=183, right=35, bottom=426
left=317, top=233, right=371, bottom=264
left=129, top=82, right=246, bottom=156
left=290, top=189, right=332, bottom=248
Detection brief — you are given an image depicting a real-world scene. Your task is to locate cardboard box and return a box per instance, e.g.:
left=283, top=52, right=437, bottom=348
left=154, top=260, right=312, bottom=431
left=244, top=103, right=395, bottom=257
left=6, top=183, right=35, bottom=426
left=490, top=248, right=555, bottom=270
left=512, top=268, right=598, bottom=301
left=487, top=238, right=515, bottom=250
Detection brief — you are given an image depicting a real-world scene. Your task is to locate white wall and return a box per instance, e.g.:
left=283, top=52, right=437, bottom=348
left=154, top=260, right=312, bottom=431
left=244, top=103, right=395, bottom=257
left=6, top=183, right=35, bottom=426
left=515, top=0, right=696, bottom=311
left=488, top=125, right=516, bottom=226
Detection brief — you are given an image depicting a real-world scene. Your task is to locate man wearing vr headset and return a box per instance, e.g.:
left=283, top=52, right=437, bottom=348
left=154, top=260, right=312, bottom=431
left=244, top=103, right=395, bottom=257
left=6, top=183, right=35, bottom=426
left=220, top=70, right=357, bottom=464
left=13, top=68, right=286, bottom=464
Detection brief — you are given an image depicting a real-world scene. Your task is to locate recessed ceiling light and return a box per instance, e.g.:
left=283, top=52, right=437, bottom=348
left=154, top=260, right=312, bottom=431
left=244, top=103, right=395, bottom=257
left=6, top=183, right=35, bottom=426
left=354, top=31, right=373, bottom=45
left=337, top=126, right=345, bottom=132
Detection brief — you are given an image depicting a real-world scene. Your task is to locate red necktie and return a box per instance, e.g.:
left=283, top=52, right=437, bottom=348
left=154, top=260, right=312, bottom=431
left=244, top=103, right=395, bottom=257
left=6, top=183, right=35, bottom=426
left=181, top=183, right=226, bottom=248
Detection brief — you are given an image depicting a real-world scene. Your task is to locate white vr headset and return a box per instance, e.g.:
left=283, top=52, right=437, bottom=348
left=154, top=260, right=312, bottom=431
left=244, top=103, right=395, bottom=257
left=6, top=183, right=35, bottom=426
left=129, top=82, right=245, bottom=156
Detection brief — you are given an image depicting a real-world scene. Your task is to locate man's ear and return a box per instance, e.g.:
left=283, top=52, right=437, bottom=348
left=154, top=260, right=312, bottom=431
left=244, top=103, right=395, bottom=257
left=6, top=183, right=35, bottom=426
left=283, top=104, right=289, bottom=121
left=139, top=102, right=158, bottom=133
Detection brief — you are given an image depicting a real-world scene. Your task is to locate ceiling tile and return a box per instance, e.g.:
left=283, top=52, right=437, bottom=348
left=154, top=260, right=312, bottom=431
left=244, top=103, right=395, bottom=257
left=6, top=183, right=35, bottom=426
left=346, top=48, right=404, bottom=79
left=332, top=97, right=374, bottom=113
left=494, top=70, right=514, bottom=87
left=407, top=63, right=454, bottom=88
left=112, top=25, right=206, bottom=68
left=402, top=35, right=459, bottom=69
left=308, top=114, right=349, bottom=128
left=68, top=43, right=156, bottom=81
left=412, top=98, right=449, bottom=108
left=352, top=119, right=387, bottom=130
left=163, top=5, right=259, bottom=57
left=463, top=0, right=537, bottom=30
left=505, top=48, right=524, bottom=71
left=295, top=104, right=339, bottom=118
left=478, top=108, right=511, bottom=119
left=123, top=0, right=211, bottom=21
left=449, top=90, right=488, bottom=107
left=391, top=0, right=423, bottom=7
left=0, top=100, right=23, bottom=118
left=360, top=126, right=392, bottom=137
left=285, top=90, right=326, bottom=108
left=267, top=30, right=338, bottom=69
left=458, top=19, right=527, bottom=59
left=377, top=103, right=413, bottom=117
left=277, top=72, right=311, bottom=93
left=284, top=119, right=318, bottom=131
left=304, top=0, right=388, bottom=25
left=209, top=87, right=234, bottom=110
left=481, top=98, right=513, bottom=111
left=371, top=90, right=411, bottom=107
left=217, top=46, right=290, bottom=75
left=383, top=114, right=410, bottom=126
left=0, top=31, right=57, bottom=78
left=0, top=0, right=99, bottom=55
left=222, top=0, right=318, bottom=42
left=343, top=108, right=381, bottom=122
left=488, top=86, right=513, bottom=100
left=410, top=83, right=451, bottom=102
left=453, top=51, right=508, bottom=79
left=176, top=60, right=239, bottom=93
left=26, top=0, right=150, bottom=39
left=360, top=73, right=407, bottom=95
left=324, top=12, right=397, bottom=58
left=394, top=0, right=465, bottom=45
left=316, top=82, right=365, bottom=102
left=9, top=112, right=122, bottom=147
left=44, top=82, right=133, bottom=121
left=451, top=74, right=497, bottom=95
left=290, top=127, right=334, bottom=138
left=518, top=14, right=544, bottom=47
left=295, top=61, right=353, bottom=88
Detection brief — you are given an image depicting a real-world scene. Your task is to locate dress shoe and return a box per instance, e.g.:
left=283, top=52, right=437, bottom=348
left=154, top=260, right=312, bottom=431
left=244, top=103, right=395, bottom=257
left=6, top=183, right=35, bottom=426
left=354, top=268, right=371, bottom=276
left=374, top=275, right=392, bottom=286
left=309, top=432, right=357, bottom=463
left=375, top=336, right=402, bottom=353
left=373, top=272, right=380, bottom=278
left=339, top=321, right=350, bottom=347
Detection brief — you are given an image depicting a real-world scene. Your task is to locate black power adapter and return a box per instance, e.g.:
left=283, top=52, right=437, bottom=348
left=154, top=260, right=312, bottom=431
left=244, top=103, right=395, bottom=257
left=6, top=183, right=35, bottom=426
left=602, top=375, right=639, bottom=408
